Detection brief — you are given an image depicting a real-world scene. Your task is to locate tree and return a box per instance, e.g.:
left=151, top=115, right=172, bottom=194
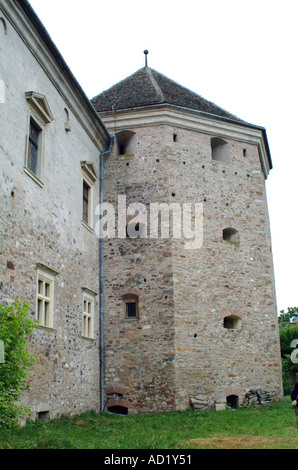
left=278, top=306, right=298, bottom=325
left=279, top=307, right=298, bottom=394
left=0, top=300, right=38, bottom=428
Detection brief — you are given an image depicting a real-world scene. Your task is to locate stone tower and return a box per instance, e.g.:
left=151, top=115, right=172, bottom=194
left=91, top=65, right=283, bottom=413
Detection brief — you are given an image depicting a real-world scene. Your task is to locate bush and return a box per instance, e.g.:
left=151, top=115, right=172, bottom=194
left=0, top=300, right=38, bottom=429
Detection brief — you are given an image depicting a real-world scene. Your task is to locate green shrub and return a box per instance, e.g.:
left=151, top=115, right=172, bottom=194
left=0, top=300, right=38, bottom=429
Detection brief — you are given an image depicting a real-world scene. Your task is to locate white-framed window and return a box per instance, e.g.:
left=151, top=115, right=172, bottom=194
left=82, top=290, right=95, bottom=339
left=24, top=92, right=54, bottom=187
left=36, top=265, right=57, bottom=329
left=81, top=161, right=98, bottom=230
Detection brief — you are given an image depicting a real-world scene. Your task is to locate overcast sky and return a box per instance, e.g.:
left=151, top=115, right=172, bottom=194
left=29, top=0, right=298, bottom=314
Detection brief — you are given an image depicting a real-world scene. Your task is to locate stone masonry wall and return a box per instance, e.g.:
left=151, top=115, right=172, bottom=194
left=0, top=7, right=103, bottom=419
left=100, top=116, right=283, bottom=412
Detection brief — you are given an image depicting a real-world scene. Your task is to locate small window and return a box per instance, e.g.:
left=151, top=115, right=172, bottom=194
left=38, top=411, right=50, bottom=422
left=107, top=406, right=128, bottom=415
left=173, top=133, right=178, bottom=142
left=122, top=294, right=139, bottom=319
left=24, top=91, right=53, bottom=186
left=211, top=137, right=229, bottom=163
left=82, top=291, right=95, bottom=339
left=126, top=221, right=146, bottom=238
left=27, top=118, right=42, bottom=177
left=82, top=180, right=90, bottom=225
left=81, top=161, right=98, bottom=230
left=36, top=267, right=56, bottom=328
left=227, top=395, right=239, bottom=409
left=223, top=228, right=240, bottom=245
left=223, top=315, right=242, bottom=329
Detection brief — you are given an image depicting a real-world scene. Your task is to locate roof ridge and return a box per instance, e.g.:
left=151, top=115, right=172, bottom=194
left=145, top=67, right=165, bottom=103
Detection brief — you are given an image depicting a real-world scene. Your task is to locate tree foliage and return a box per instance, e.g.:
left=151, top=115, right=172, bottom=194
left=278, top=306, right=298, bottom=325
left=279, top=307, right=298, bottom=395
left=0, top=300, right=38, bottom=429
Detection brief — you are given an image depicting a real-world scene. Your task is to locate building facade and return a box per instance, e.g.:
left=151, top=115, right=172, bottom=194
left=0, top=0, right=111, bottom=420
left=91, top=67, right=283, bottom=413
left=0, top=0, right=283, bottom=419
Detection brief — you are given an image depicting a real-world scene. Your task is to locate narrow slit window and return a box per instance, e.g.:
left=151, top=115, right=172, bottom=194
left=27, top=118, right=41, bottom=176
left=36, top=267, right=55, bottom=328
left=126, top=301, right=137, bottom=318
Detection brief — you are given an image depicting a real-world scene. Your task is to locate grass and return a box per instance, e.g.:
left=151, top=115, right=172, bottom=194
left=0, top=396, right=298, bottom=449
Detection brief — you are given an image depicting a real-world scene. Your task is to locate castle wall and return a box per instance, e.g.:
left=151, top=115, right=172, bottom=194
left=167, top=126, right=283, bottom=408
left=101, top=114, right=283, bottom=412
left=0, top=2, right=109, bottom=419
left=102, top=126, right=177, bottom=413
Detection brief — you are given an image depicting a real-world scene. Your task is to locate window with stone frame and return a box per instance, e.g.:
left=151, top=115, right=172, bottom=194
left=27, top=117, right=42, bottom=176
left=36, top=266, right=56, bottom=328
left=122, top=293, right=139, bottom=319
left=211, top=137, right=229, bottom=163
left=81, top=161, right=98, bottom=230
left=24, top=91, right=54, bottom=186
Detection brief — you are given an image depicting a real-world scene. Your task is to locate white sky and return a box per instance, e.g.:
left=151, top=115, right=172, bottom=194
left=29, top=0, right=298, bottom=314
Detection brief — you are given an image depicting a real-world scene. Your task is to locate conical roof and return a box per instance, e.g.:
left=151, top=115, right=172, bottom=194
left=91, top=66, right=244, bottom=122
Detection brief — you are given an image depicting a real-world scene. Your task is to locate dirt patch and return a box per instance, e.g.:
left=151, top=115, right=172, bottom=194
left=185, top=435, right=295, bottom=449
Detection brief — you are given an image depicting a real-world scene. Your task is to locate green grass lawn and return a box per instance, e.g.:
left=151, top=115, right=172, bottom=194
left=0, top=396, right=297, bottom=449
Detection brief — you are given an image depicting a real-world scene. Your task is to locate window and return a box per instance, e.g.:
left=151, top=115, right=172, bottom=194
left=36, top=266, right=56, bottom=328
left=116, top=130, right=136, bottom=156
left=122, top=294, right=139, bottom=319
left=223, top=315, right=242, bottom=329
left=227, top=395, right=239, bottom=409
left=82, top=180, right=90, bottom=225
left=82, top=291, right=95, bottom=339
left=81, top=161, right=98, bottom=230
left=27, top=117, right=42, bottom=176
left=211, top=137, right=229, bottom=163
left=223, top=228, right=240, bottom=245
left=24, top=92, right=53, bottom=186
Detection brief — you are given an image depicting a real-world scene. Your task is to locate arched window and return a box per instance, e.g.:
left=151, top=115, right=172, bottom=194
left=116, top=130, right=136, bottom=156
left=211, top=137, right=229, bottom=163
left=223, top=228, right=240, bottom=245
left=223, top=315, right=242, bottom=330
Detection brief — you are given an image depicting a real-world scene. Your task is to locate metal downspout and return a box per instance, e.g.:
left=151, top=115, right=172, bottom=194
left=99, top=135, right=114, bottom=413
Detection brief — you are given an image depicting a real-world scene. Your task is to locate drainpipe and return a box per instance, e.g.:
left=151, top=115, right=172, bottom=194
left=99, top=134, right=114, bottom=413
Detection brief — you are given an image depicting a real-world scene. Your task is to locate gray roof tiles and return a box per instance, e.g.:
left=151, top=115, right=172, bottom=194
left=91, top=66, right=244, bottom=123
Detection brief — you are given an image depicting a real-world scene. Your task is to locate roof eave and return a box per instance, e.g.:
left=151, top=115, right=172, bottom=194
left=15, top=0, right=111, bottom=147
left=98, top=102, right=272, bottom=177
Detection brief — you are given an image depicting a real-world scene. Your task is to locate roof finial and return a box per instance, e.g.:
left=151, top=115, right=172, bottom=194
left=144, top=49, right=149, bottom=67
